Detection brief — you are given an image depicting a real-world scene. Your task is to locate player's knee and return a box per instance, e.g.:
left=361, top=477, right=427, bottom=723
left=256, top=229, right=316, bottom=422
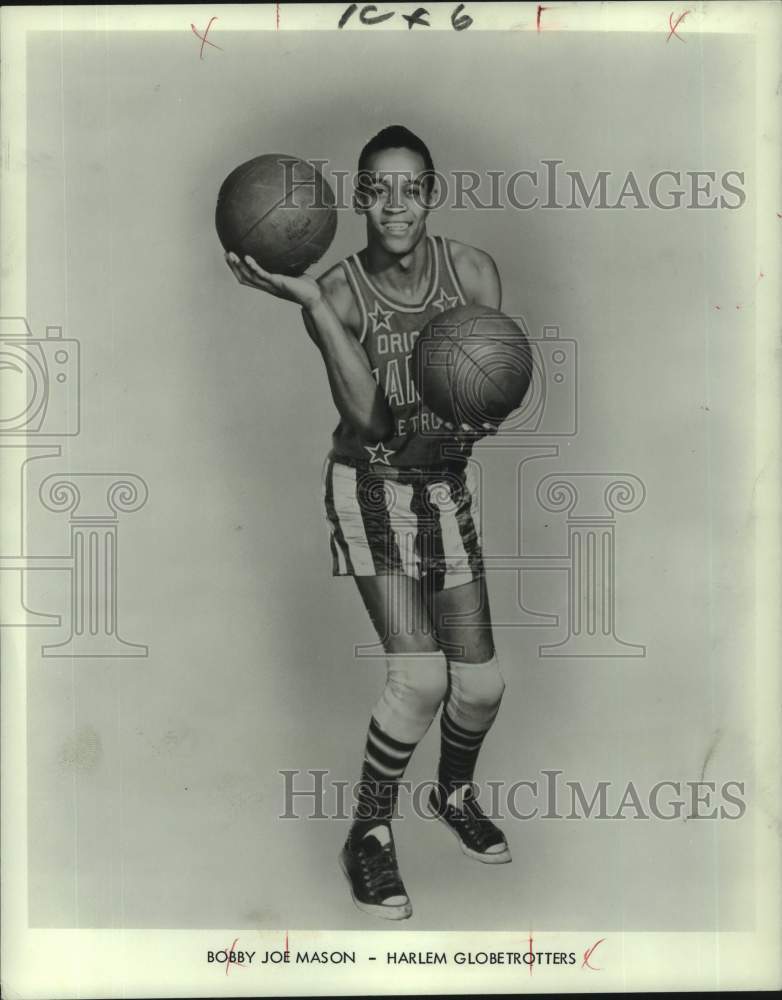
left=373, top=652, right=448, bottom=743
left=389, top=652, right=449, bottom=713
left=447, top=654, right=506, bottom=728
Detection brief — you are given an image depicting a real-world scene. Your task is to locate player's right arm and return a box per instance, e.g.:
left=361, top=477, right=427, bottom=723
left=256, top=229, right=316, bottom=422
left=225, top=252, right=393, bottom=441
left=301, top=265, right=395, bottom=442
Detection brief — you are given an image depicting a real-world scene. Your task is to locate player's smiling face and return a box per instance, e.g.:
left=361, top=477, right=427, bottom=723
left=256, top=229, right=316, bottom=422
left=357, top=147, right=433, bottom=255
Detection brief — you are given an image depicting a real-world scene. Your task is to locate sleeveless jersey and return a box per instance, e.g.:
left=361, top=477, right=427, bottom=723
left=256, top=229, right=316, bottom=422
left=329, top=234, right=469, bottom=468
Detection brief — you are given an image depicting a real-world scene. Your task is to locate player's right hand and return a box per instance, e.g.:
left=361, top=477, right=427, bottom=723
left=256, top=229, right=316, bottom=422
left=224, top=252, right=322, bottom=310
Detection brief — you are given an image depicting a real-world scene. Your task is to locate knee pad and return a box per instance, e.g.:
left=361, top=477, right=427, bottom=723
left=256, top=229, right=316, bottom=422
left=446, top=654, right=506, bottom=731
left=372, top=651, right=449, bottom=744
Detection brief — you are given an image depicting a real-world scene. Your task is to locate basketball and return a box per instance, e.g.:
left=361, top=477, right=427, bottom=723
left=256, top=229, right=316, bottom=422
left=215, top=154, right=337, bottom=276
left=412, top=303, right=533, bottom=428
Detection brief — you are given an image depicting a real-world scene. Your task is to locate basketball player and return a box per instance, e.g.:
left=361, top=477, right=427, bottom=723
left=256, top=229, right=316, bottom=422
left=226, top=126, right=510, bottom=921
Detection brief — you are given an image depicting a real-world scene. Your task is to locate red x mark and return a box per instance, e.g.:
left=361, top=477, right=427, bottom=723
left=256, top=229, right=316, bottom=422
left=582, top=937, right=606, bottom=971
left=191, top=16, right=222, bottom=59
left=223, top=938, right=248, bottom=976
left=667, top=10, right=692, bottom=43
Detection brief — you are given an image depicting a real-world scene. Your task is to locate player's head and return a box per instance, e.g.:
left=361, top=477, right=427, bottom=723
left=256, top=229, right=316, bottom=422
left=355, top=125, right=437, bottom=255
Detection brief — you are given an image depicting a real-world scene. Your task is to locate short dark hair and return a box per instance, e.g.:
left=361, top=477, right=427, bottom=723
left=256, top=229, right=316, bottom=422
left=357, top=125, right=435, bottom=181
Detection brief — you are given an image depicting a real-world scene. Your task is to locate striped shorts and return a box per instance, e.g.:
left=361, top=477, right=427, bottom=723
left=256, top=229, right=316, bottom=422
left=322, top=456, right=484, bottom=591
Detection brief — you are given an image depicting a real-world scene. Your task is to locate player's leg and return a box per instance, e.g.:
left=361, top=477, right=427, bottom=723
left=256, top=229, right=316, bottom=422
left=325, top=459, right=449, bottom=917
left=424, top=516, right=511, bottom=863
left=350, top=572, right=444, bottom=837
left=340, top=573, right=448, bottom=919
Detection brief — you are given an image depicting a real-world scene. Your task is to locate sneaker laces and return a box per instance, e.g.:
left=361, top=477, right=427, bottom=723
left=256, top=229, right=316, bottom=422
left=444, top=789, right=504, bottom=850
left=358, top=839, right=404, bottom=895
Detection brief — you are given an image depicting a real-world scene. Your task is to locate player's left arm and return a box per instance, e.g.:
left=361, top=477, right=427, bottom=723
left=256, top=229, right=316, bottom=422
left=448, top=240, right=502, bottom=311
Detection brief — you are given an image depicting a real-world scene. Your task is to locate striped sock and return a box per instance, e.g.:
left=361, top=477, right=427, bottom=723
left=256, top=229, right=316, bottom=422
left=436, top=709, right=490, bottom=803
left=349, top=717, right=417, bottom=845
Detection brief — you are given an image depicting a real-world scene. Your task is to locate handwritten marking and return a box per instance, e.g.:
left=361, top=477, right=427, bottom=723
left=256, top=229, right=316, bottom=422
left=451, top=3, right=472, bottom=30
left=276, top=2, right=280, bottom=29
left=582, top=937, right=606, bottom=971
left=338, top=3, right=471, bottom=30
left=527, top=931, right=534, bottom=976
left=224, top=937, right=248, bottom=976
left=666, top=10, right=692, bottom=43
left=338, top=3, right=356, bottom=26
left=339, top=4, right=393, bottom=28
left=191, top=16, right=222, bottom=59
left=536, top=4, right=548, bottom=31
left=284, top=930, right=289, bottom=955
left=402, top=6, right=430, bottom=28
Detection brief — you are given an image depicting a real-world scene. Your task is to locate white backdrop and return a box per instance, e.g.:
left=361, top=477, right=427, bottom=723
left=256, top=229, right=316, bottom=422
left=22, top=26, right=755, bottom=931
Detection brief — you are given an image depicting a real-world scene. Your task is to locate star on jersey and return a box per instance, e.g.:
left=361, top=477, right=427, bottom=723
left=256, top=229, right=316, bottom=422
left=364, top=442, right=396, bottom=465
left=368, top=301, right=393, bottom=333
left=433, top=287, right=459, bottom=312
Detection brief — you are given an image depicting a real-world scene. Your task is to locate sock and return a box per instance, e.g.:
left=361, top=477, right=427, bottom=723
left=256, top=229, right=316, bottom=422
left=435, top=709, right=491, bottom=803
left=348, top=651, right=448, bottom=846
left=348, top=717, right=417, bottom=847
left=435, top=654, right=506, bottom=805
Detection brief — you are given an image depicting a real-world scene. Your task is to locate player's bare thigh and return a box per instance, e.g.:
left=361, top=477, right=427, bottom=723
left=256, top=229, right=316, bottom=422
left=427, top=576, right=495, bottom=664
left=354, top=574, right=495, bottom=663
left=354, top=574, right=440, bottom=655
